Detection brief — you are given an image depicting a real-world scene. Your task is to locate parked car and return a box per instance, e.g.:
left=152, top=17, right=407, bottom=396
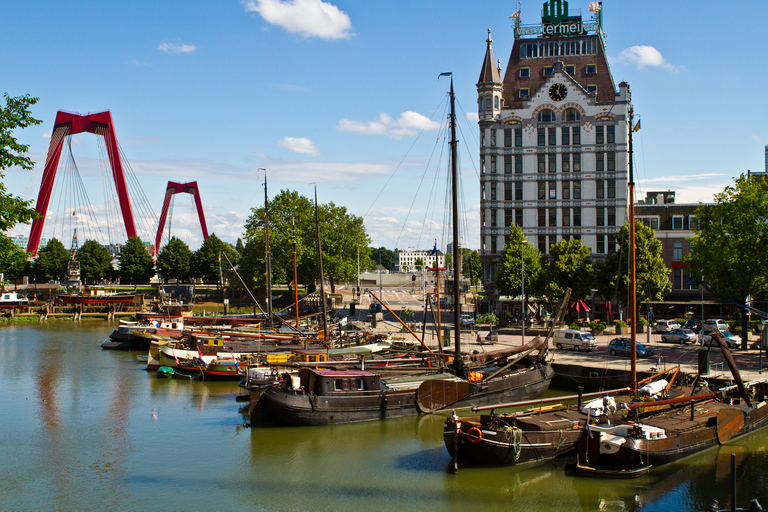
left=702, top=319, right=728, bottom=332
left=701, top=330, right=741, bottom=349
left=608, top=338, right=654, bottom=358
left=653, top=319, right=681, bottom=334
left=459, top=314, right=474, bottom=327
left=553, top=329, right=598, bottom=351
left=683, top=319, right=702, bottom=333
left=661, top=328, right=697, bottom=344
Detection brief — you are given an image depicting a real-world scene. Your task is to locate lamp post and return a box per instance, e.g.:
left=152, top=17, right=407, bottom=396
left=521, top=238, right=528, bottom=345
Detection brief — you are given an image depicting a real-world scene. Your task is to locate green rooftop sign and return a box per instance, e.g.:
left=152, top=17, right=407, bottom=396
left=541, top=0, right=585, bottom=36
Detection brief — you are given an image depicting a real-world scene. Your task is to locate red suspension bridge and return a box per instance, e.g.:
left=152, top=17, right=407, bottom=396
left=26, top=110, right=209, bottom=257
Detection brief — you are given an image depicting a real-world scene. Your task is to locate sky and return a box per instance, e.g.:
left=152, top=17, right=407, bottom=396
left=3, top=0, right=768, bottom=254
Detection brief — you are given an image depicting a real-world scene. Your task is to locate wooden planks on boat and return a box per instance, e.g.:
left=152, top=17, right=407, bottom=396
left=715, top=407, right=744, bottom=444
left=417, top=379, right=469, bottom=413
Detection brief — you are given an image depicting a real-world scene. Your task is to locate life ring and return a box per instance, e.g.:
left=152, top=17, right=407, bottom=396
left=465, top=427, right=483, bottom=444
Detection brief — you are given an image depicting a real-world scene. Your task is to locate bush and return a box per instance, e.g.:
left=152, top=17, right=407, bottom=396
left=476, top=312, right=499, bottom=326
left=638, top=317, right=648, bottom=326
left=589, top=321, right=606, bottom=332
left=614, top=320, right=627, bottom=327
left=569, top=322, right=579, bottom=330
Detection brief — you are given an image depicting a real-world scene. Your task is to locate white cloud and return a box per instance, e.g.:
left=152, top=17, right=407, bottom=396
left=158, top=42, right=197, bottom=54
left=617, top=45, right=681, bottom=71
left=337, top=111, right=440, bottom=139
left=242, top=0, right=352, bottom=40
left=277, top=136, right=321, bottom=156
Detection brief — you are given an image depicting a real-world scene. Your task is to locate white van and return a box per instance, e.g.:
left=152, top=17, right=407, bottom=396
left=553, top=329, right=598, bottom=352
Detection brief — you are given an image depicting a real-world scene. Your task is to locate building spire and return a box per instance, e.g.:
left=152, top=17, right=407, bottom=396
left=478, top=29, right=501, bottom=84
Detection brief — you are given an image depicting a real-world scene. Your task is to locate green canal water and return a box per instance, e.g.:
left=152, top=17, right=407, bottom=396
left=1, top=321, right=767, bottom=511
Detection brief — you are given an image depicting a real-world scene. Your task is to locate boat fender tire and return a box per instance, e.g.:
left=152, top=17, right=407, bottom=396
left=466, top=427, right=483, bottom=444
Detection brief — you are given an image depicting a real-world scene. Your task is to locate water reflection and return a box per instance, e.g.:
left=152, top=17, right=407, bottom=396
left=1, top=321, right=767, bottom=512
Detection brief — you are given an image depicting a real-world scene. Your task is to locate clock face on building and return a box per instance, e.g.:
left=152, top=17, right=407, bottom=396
left=549, top=83, right=567, bottom=101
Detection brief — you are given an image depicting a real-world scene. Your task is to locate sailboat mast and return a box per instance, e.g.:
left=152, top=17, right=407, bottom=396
left=628, top=100, right=637, bottom=388
left=447, top=75, right=463, bottom=370
left=292, top=216, right=300, bottom=330
left=265, top=172, right=273, bottom=327
left=313, top=184, right=329, bottom=342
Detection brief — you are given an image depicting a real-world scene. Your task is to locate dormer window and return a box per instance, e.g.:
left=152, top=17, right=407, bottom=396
left=519, top=88, right=529, bottom=99
left=587, top=85, right=597, bottom=95
left=586, top=64, right=597, bottom=74
left=565, top=65, right=575, bottom=75
left=543, top=66, right=553, bottom=77
left=520, top=68, right=530, bottom=78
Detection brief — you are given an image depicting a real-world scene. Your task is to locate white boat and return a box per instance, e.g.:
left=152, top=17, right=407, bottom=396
left=0, top=292, right=28, bottom=309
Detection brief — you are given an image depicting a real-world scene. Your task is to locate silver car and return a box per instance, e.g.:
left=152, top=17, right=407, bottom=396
left=653, top=319, right=681, bottom=334
left=661, top=328, right=697, bottom=344
left=701, top=330, right=741, bottom=349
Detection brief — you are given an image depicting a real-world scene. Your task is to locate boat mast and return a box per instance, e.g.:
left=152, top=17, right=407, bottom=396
left=443, top=73, right=463, bottom=374
left=313, top=184, right=329, bottom=342
left=292, top=216, right=300, bottom=331
left=264, top=171, right=273, bottom=327
left=628, top=95, right=637, bottom=389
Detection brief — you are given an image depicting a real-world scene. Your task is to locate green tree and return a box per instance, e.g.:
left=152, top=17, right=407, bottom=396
left=77, top=240, right=114, bottom=285
left=235, top=238, right=244, bottom=255
left=243, top=190, right=371, bottom=293
left=243, top=190, right=315, bottom=291
left=156, top=237, right=193, bottom=283
left=33, top=238, right=69, bottom=282
left=461, top=248, right=482, bottom=286
left=0, top=94, right=42, bottom=266
left=0, top=94, right=41, bottom=233
left=191, top=234, right=235, bottom=286
left=540, top=238, right=593, bottom=302
left=0, top=235, right=30, bottom=280
left=495, top=227, right=543, bottom=300
left=370, top=247, right=395, bottom=271
left=687, top=174, right=768, bottom=349
left=414, top=257, right=424, bottom=269
left=316, top=201, right=370, bottom=292
left=119, top=236, right=154, bottom=285
left=596, top=220, right=671, bottom=310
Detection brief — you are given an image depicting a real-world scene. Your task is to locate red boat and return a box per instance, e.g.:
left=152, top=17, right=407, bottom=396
left=203, top=359, right=244, bottom=381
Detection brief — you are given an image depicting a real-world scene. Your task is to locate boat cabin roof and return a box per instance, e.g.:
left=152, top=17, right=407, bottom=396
left=310, top=368, right=378, bottom=377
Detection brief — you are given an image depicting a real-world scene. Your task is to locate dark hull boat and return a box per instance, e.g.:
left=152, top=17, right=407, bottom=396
left=255, top=368, right=420, bottom=426
left=443, top=388, right=630, bottom=467
left=252, top=338, right=554, bottom=427
left=576, top=333, right=768, bottom=477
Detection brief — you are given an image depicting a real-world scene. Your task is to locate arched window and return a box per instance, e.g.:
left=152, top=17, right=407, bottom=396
left=537, top=109, right=556, bottom=122
left=564, top=108, right=581, bottom=122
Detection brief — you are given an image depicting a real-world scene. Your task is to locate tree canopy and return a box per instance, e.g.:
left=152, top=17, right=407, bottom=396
left=461, top=248, right=482, bottom=287
left=687, top=174, right=768, bottom=348
left=156, top=237, right=193, bottom=282
left=0, top=235, right=30, bottom=280
left=540, top=238, right=594, bottom=302
left=119, top=236, right=154, bottom=285
left=595, top=220, right=671, bottom=307
left=191, top=234, right=237, bottom=285
left=242, top=189, right=371, bottom=292
left=77, top=240, right=115, bottom=284
left=33, top=238, right=69, bottom=283
left=495, top=226, right=542, bottom=299
left=0, top=94, right=41, bottom=266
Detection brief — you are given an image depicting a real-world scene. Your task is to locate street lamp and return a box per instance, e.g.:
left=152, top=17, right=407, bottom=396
left=522, top=238, right=528, bottom=345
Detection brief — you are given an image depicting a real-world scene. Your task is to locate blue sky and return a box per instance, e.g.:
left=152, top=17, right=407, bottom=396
left=3, top=0, right=767, bottom=253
